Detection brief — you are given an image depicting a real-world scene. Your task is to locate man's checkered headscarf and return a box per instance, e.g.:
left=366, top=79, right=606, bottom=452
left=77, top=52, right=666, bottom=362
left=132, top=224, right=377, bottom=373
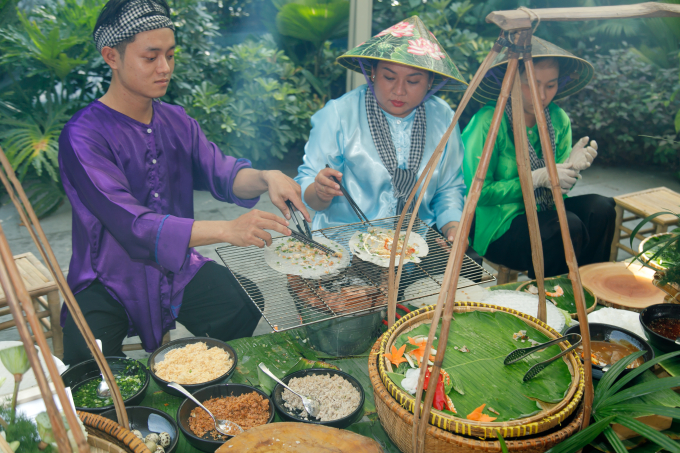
left=93, top=0, right=174, bottom=52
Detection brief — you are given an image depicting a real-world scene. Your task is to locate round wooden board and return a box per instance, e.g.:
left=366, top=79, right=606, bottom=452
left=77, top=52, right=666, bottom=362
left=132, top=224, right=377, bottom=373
left=216, top=422, right=383, bottom=453
left=579, top=262, right=667, bottom=312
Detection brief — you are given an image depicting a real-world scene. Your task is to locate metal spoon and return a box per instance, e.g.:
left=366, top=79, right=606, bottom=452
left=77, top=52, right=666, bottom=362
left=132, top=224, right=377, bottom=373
left=167, top=382, right=243, bottom=436
left=95, top=339, right=111, bottom=398
left=258, top=363, right=320, bottom=418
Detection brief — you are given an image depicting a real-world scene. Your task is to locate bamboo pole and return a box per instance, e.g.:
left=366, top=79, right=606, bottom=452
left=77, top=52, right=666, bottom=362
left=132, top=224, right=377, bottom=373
left=386, top=42, right=503, bottom=328
left=410, top=33, right=522, bottom=453
left=0, top=225, right=75, bottom=452
left=0, top=147, right=129, bottom=428
left=523, top=50, right=594, bottom=427
left=509, top=35, right=547, bottom=323
left=486, top=2, right=680, bottom=30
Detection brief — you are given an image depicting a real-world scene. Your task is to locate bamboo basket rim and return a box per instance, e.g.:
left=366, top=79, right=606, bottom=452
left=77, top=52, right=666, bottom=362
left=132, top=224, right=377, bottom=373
left=378, top=302, right=584, bottom=439
left=515, top=279, right=598, bottom=319
left=639, top=233, right=674, bottom=271
left=370, top=334, right=586, bottom=450
left=78, top=411, right=148, bottom=453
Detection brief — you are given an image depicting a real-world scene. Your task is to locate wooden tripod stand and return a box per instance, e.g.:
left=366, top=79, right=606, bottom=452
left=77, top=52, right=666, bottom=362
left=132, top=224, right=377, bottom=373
left=382, top=3, right=680, bottom=452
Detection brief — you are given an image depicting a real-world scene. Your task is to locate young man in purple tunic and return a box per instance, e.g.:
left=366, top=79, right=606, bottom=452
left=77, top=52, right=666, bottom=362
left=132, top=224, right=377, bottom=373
left=58, top=0, right=310, bottom=365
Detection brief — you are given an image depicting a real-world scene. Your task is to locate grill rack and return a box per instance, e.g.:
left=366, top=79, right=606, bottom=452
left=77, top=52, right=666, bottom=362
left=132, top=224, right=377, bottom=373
left=216, top=215, right=494, bottom=332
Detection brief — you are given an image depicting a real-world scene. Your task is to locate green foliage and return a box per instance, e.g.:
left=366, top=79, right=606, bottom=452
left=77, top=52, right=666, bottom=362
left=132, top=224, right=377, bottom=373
left=632, top=212, right=680, bottom=286
left=558, top=44, right=680, bottom=170
left=0, top=404, right=52, bottom=453
left=546, top=350, right=680, bottom=453
left=175, top=35, right=323, bottom=161
left=274, top=0, right=349, bottom=77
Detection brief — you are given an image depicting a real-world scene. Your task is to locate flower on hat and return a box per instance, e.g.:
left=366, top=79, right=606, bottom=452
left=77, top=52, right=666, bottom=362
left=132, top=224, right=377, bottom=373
left=376, top=21, right=415, bottom=38
left=407, top=38, right=445, bottom=60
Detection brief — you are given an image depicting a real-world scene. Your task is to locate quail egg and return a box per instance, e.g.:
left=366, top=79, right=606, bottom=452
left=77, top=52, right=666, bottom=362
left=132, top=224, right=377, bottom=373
left=158, top=432, right=171, bottom=448
left=145, top=433, right=160, bottom=444
left=132, top=430, right=143, bottom=440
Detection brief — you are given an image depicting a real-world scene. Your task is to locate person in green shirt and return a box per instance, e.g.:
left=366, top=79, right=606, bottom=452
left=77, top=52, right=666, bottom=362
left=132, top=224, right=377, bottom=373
left=462, top=37, right=616, bottom=278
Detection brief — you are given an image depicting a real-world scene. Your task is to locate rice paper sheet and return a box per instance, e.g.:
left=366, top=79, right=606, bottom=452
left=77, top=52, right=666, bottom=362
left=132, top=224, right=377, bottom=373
left=264, top=236, right=349, bottom=279
left=389, top=311, right=573, bottom=422
left=349, top=227, right=428, bottom=267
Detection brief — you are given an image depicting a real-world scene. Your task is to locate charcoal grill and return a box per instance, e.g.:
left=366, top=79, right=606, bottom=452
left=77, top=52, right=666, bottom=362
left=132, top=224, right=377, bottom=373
left=216, top=215, right=493, bottom=332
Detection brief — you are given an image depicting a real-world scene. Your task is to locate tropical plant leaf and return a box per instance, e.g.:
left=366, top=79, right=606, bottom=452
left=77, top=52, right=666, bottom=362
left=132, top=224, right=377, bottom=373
left=614, top=415, right=680, bottom=453
left=601, top=405, right=680, bottom=419
left=599, top=376, right=680, bottom=409
left=276, top=1, right=349, bottom=46
left=496, top=430, right=509, bottom=453
left=603, top=425, right=629, bottom=453
left=544, top=415, right=617, bottom=453
left=391, top=311, right=573, bottom=422
left=602, top=351, right=680, bottom=402
left=630, top=212, right=679, bottom=248
left=594, top=351, right=646, bottom=405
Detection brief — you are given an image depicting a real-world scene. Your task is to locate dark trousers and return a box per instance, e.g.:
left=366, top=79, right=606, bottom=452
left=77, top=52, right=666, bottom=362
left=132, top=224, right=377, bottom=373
left=484, top=194, right=616, bottom=278
left=63, top=261, right=262, bottom=366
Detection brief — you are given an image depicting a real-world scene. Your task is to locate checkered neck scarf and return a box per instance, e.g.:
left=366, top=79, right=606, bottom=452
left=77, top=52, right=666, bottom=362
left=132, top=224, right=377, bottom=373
left=504, top=101, right=556, bottom=211
left=93, top=0, right=174, bottom=52
left=365, top=91, right=426, bottom=215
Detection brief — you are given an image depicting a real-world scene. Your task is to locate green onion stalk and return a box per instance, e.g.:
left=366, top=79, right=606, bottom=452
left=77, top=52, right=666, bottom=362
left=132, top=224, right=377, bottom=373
left=0, top=346, right=31, bottom=423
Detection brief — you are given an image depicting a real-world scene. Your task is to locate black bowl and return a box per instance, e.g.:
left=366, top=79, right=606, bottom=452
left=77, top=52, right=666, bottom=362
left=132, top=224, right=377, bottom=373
left=60, top=357, right=149, bottom=414
left=176, top=384, right=275, bottom=453
left=148, top=337, right=237, bottom=398
left=100, top=406, right=179, bottom=453
left=272, top=368, right=365, bottom=429
left=565, top=323, right=654, bottom=380
left=640, top=303, right=680, bottom=353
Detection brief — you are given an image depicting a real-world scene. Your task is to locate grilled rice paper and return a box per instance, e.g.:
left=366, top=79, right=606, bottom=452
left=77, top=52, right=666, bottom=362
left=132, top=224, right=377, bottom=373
left=349, top=227, right=428, bottom=267
left=264, top=236, right=349, bottom=279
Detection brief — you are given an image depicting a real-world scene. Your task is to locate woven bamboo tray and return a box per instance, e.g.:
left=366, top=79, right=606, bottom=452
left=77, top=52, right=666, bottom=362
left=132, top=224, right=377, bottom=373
left=79, top=412, right=149, bottom=453
left=378, top=303, right=584, bottom=439
left=516, top=278, right=598, bottom=319
left=639, top=233, right=673, bottom=271
left=370, top=335, right=585, bottom=453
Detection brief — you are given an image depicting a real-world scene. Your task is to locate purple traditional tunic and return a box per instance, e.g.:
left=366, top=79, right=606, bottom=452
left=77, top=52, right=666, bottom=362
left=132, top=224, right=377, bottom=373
left=58, top=100, right=258, bottom=351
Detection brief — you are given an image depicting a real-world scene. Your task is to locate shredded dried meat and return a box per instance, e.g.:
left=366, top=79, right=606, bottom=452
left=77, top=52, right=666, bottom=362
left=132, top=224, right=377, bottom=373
left=188, top=392, right=270, bottom=439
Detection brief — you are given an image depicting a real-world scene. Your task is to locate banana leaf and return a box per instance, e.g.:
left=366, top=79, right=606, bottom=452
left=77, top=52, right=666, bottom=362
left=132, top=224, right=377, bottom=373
left=519, top=277, right=597, bottom=315
left=390, top=311, right=574, bottom=422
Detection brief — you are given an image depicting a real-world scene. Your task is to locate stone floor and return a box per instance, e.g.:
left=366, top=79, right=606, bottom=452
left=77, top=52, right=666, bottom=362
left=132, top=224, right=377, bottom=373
left=1, top=162, right=679, bottom=361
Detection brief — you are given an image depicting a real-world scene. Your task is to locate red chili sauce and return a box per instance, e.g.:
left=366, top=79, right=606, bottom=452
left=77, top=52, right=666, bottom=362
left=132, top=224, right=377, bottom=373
left=648, top=317, right=680, bottom=340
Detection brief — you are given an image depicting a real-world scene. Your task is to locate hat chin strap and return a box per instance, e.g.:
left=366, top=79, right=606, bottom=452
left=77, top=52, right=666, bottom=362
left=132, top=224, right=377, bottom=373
left=356, top=58, right=447, bottom=113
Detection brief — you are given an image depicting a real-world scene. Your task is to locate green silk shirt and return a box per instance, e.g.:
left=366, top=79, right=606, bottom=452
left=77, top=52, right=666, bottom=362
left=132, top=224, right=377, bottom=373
left=461, top=101, right=572, bottom=256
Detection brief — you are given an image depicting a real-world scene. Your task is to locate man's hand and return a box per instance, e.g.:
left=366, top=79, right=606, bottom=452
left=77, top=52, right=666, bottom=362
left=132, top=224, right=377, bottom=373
left=225, top=210, right=291, bottom=248
left=567, top=136, right=598, bottom=171
left=441, top=221, right=459, bottom=242
left=262, top=170, right=311, bottom=222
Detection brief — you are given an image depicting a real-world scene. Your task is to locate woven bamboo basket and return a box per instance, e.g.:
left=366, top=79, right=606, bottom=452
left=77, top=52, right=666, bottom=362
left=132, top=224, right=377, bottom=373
left=639, top=233, right=674, bottom=271
left=377, top=303, right=584, bottom=439
left=515, top=280, right=598, bottom=318
left=79, top=412, right=149, bottom=453
left=370, top=335, right=585, bottom=453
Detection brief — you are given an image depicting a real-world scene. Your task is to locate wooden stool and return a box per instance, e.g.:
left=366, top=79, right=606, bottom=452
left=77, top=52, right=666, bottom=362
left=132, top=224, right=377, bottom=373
left=610, top=187, right=680, bottom=261
left=0, top=253, right=63, bottom=358
left=483, top=259, right=521, bottom=284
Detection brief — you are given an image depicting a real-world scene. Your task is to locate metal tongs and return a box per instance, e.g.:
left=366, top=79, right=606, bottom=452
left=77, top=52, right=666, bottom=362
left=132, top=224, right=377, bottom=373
left=325, top=164, right=372, bottom=226
left=284, top=200, right=335, bottom=255
left=504, top=333, right=582, bottom=382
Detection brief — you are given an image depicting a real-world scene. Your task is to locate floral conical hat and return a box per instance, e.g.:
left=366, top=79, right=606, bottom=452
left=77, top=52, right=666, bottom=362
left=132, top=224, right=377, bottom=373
left=337, top=16, right=467, bottom=92
left=473, top=36, right=594, bottom=103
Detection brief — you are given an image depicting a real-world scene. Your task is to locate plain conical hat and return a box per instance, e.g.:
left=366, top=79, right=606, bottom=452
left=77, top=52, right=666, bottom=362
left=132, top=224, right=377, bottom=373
left=337, top=16, right=467, bottom=91
left=473, top=36, right=594, bottom=103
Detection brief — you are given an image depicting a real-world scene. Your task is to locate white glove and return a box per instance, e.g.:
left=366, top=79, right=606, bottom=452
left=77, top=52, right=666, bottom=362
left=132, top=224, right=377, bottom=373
left=567, top=136, right=598, bottom=171
left=532, top=163, right=578, bottom=194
